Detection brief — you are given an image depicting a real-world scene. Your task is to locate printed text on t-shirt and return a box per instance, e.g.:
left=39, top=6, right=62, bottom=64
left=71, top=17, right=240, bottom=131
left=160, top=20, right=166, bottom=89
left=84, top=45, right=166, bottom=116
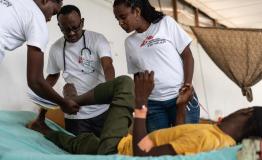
left=0, top=0, right=12, bottom=7
left=140, top=36, right=167, bottom=48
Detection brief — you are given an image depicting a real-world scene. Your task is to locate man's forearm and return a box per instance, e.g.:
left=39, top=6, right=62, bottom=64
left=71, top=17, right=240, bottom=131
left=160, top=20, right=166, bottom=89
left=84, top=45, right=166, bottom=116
left=104, top=66, right=115, bottom=81
left=27, top=46, right=65, bottom=106
left=28, top=76, right=65, bottom=106
left=46, top=74, right=60, bottom=87
left=101, top=57, right=115, bottom=81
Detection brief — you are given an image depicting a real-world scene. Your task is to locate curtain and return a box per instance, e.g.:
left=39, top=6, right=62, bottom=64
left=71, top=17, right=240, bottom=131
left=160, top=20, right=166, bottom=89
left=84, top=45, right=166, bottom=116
left=191, top=27, right=262, bottom=102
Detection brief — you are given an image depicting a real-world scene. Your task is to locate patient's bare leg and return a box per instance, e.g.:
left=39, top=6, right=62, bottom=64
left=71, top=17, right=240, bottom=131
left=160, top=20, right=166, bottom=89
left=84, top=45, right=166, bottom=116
left=27, top=84, right=78, bottom=131
left=28, top=84, right=78, bottom=135
left=27, top=108, right=53, bottom=135
left=26, top=108, right=48, bottom=128
left=63, top=83, right=96, bottom=106
left=28, top=83, right=95, bottom=133
left=29, top=118, right=53, bottom=136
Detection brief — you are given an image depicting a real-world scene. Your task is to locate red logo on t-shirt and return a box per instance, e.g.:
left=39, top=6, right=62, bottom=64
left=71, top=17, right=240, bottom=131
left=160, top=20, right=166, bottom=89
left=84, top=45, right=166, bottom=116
left=140, top=35, right=154, bottom=47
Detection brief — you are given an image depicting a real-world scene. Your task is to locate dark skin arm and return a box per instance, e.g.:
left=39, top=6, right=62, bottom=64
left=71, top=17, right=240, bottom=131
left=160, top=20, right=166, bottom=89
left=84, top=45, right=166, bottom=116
left=174, top=45, right=194, bottom=125
left=37, top=73, right=60, bottom=115
left=133, top=71, right=176, bottom=156
left=175, top=102, right=186, bottom=125
left=46, top=73, right=60, bottom=87
left=100, top=57, right=115, bottom=81
left=137, top=144, right=176, bottom=156
left=133, top=117, right=176, bottom=156
left=175, top=84, right=193, bottom=126
left=61, top=57, right=115, bottom=106
left=181, top=45, right=194, bottom=85
left=27, top=45, right=79, bottom=114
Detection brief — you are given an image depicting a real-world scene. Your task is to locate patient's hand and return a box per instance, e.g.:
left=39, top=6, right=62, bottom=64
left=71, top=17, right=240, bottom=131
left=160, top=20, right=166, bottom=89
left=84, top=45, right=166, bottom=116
left=134, top=71, right=154, bottom=109
left=138, top=135, right=154, bottom=153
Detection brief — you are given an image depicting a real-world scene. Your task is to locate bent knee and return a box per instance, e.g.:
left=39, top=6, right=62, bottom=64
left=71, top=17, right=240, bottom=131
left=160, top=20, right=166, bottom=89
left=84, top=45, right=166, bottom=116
left=113, top=76, right=135, bottom=108
left=116, top=75, right=133, bottom=83
left=115, top=76, right=134, bottom=88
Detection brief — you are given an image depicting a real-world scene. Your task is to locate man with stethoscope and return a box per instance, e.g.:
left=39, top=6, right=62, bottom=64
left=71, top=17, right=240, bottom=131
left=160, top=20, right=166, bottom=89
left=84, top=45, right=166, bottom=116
left=30, top=5, right=115, bottom=136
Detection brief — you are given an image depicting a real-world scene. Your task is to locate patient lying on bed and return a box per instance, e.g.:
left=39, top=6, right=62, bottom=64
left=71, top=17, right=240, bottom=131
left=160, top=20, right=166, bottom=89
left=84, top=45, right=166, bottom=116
left=29, top=71, right=262, bottom=157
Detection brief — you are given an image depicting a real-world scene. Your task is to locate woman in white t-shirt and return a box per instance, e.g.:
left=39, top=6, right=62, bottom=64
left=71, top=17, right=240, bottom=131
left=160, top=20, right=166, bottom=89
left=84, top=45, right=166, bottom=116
left=113, top=0, right=200, bottom=132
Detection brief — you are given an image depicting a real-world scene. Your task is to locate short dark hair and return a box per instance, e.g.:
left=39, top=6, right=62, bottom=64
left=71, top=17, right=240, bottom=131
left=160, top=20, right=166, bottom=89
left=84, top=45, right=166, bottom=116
left=113, top=0, right=164, bottom=24
left=57, top=5, right=81, bottom=19
left=52, top=0, right=63, bottom=4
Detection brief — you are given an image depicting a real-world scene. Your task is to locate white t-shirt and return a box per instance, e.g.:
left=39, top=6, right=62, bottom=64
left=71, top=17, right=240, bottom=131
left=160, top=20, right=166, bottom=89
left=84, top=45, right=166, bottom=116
left=125, top=16, right=192, bottom=101
left=0, top=0, right=48, bottom=63
left=47, top=31, right=112, bottom=119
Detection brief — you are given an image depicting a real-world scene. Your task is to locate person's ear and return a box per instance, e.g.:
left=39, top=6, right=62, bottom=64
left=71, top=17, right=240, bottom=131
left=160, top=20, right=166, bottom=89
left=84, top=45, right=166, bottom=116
left=81, top=18, right=85, bottom=26
left=134, top=7, right=141, bottom=17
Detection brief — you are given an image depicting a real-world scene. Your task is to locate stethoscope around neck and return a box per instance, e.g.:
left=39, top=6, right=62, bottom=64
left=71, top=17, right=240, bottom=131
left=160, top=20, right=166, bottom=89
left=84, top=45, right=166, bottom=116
left=62, top=31, right=95, bottom=79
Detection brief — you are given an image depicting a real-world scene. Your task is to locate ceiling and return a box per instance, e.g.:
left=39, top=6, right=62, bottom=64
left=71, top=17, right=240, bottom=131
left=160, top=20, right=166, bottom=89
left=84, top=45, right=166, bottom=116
left=105, top=0, right=262, bottom=29
left=185, top=0, right=262, bottom=28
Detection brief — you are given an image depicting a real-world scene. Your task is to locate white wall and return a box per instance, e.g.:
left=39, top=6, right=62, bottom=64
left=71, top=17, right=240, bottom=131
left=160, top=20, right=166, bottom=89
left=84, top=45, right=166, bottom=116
left=1, top=0, right=262, bottom=120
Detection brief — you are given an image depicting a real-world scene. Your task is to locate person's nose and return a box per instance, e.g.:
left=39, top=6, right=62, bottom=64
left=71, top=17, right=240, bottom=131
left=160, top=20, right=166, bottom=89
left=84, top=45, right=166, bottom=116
left=68, top=30, right=76, bottom=36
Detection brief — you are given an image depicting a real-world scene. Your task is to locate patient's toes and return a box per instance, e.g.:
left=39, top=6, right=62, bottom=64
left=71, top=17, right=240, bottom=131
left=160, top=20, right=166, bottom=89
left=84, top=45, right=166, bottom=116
left=26, top=121, right=34, bottom=129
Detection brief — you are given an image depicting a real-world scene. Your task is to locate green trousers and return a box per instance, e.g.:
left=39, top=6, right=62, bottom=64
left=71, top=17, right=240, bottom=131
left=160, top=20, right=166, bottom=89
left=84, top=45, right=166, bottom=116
left=45, top=76, right=135, bottom=155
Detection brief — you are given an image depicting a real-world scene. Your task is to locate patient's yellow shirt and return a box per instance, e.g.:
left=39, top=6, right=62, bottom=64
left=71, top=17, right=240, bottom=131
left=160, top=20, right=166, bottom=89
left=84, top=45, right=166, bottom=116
left=117, top=124, right=236, bottom=155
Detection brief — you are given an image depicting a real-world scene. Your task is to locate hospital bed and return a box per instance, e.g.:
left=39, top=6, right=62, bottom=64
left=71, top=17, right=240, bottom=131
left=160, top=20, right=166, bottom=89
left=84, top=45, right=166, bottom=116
left=0, top=110, right=241, bottom=160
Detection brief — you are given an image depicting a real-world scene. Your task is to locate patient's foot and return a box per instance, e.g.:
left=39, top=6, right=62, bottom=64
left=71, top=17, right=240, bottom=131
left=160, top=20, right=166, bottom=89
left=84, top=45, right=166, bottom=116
left=26, top=120, right=52, bottom=136
left=63, top=83, right=77, bottom=99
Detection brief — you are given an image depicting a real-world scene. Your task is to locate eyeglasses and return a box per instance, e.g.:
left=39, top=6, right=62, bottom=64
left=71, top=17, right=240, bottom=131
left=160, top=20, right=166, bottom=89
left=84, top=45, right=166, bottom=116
left=60, top=20, right=83, bottom=34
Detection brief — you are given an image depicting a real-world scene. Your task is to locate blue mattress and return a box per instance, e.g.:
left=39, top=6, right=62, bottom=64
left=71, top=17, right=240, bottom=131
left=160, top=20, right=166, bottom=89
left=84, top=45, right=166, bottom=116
left=0, top=111, right=241, bottom=160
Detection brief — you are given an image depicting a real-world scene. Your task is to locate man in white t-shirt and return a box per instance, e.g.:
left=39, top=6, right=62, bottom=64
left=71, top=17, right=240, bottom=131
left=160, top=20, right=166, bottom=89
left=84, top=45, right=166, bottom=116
left=34, top=5, right=115, bottom=136
left=0, top=0, right=80, bottom=115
